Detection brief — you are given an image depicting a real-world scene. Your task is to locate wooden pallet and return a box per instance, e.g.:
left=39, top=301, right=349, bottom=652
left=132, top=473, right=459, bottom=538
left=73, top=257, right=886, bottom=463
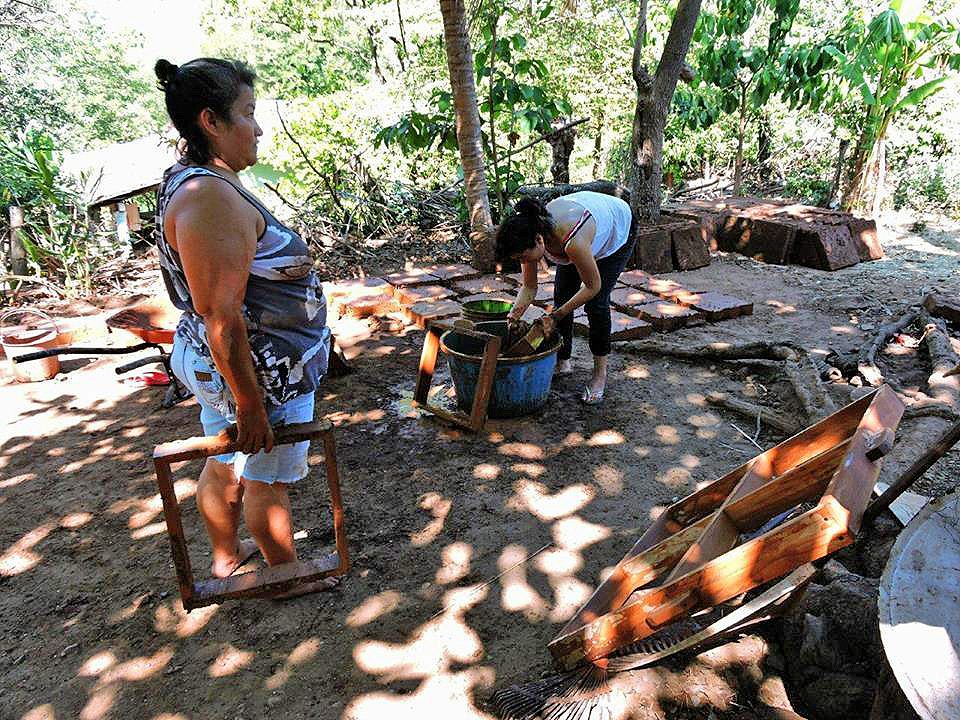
left=153, top=420, right=349, bottom=611
left=548, top=386, right=904, bottom=670
left=413, top=320, right=501, bottom=432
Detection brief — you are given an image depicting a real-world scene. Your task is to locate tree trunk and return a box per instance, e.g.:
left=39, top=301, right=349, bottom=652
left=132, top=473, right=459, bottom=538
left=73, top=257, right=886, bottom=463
left=547, top=118, right=576, bottom=184
left=757, top=113, right=771, bottom=170
left=826, top=138, right=849, bottom=208
left=592, top=110, right=604, bottom=179
left=629, top=0, right=704, bottom=223
left=439, top=0, right=495, bottom=270
left=733, top=81, right=749, bottom=196
left=8, top=206, right=28, bottom=276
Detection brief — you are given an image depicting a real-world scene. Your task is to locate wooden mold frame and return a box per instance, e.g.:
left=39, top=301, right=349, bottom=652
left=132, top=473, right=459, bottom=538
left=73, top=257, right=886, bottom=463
left=549, top=386, right=904, bottom=670
left=153, top=420, right=349, bottom=611
left=413, top=320, right=501, bottom=432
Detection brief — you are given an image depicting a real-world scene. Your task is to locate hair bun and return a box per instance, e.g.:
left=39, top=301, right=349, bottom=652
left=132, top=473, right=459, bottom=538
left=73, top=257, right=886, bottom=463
left=154, top=59, right=179, bottom=89
left=514, top=197, right=547, bottom=218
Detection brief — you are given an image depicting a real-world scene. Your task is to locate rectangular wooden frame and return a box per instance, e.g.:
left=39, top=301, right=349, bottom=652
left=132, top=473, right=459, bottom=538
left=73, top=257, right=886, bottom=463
left=153, top=420, right=349, bottom=611
left=548, top=386, right=904, bottom=670
left=413, top=320, right=501, bottom=432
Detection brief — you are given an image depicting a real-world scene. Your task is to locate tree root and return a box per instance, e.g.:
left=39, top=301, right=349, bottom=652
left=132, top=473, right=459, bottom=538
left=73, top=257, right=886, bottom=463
left=857, top=309, right=919, bottom=386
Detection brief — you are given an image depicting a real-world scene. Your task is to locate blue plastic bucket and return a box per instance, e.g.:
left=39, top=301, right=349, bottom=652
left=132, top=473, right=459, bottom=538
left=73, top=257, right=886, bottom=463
left=440, top=320, right=559, bottom=418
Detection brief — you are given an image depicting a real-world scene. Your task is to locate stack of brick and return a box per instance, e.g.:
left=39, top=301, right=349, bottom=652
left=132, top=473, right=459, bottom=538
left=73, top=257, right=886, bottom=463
left=632, top=214, right=712, bottom=274
left=673, top=196, right=882, bottom=271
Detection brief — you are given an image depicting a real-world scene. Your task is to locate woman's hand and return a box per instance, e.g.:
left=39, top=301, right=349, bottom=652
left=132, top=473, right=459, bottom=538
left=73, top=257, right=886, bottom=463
left=235, top=397, right=275, bottom=455
left=509, top=285, right=537, bottom=321
left=539, top=312, right=557, bottom=338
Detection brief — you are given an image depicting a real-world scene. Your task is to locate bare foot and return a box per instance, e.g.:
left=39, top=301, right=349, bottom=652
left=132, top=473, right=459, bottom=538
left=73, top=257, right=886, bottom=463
left=581, top=374, right=607, bottom=405
left=556, top=359, right=574, bottom=375
left=211, top=538, right=260, bottom=578
left=272, top=576, right=342, bottom=600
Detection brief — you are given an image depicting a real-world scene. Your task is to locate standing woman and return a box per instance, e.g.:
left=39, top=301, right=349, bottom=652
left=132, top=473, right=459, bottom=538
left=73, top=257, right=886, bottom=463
left=154, top=58, right=334, bottom=594
left=497, top=192, right=635, bottom=404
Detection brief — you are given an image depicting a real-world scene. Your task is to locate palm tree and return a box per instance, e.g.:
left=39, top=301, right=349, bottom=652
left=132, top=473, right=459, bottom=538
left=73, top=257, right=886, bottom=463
left=439, top=0, right=495, bottom=270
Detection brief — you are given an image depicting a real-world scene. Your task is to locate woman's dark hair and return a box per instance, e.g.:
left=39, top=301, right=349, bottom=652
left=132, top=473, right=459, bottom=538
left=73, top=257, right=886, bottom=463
left=154, top=57, right=257, bottom=165
left=495, top=197, right=554, bottom=261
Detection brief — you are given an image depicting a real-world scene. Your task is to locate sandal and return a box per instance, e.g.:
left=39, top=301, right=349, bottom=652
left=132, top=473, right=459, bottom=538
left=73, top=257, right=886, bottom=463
left=580, top=386, right=605, bottom=405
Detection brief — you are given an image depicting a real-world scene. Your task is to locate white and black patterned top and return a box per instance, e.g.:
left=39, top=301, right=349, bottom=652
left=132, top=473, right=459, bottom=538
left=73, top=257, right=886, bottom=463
left=156, top=162, right=330, bottom=406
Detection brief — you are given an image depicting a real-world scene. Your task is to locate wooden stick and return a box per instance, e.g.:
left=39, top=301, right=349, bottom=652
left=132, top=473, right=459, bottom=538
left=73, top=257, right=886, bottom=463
left=706, top=391, right=802, bottom=435
left=863, top=419, right=960, bottom=526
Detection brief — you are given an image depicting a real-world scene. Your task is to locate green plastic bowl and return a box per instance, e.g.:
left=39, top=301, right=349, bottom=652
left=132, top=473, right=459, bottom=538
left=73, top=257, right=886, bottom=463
left=461, top=298, right=513, bottom=323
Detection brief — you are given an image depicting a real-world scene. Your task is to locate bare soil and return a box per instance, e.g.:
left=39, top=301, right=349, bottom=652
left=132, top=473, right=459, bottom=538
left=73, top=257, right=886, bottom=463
left=1, top=211, right=958, bottom=720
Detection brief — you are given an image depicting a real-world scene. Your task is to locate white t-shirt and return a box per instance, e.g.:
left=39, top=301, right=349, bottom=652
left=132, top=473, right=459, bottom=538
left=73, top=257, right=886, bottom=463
left=544, top=191, right=632, bottom=265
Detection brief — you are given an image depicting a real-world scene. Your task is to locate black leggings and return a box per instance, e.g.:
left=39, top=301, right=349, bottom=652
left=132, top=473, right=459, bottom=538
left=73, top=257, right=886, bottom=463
left=553, top=236, right=636, bottom=360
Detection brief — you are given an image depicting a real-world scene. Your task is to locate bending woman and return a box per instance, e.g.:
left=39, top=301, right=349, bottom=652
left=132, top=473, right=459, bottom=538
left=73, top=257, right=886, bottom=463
left=154, top=58, right=334, bottom=594
left=496, top=192, right=635, bottom=404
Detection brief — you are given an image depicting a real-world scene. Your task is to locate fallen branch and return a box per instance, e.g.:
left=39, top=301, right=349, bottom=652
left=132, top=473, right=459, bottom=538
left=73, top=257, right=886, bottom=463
left=858, top=309, right=919, bottom=386
left=706, top=391, right=802, bottom=435
left=624, top=340, right=800, bottom=363
left=921, top=312, right=960, bottom=410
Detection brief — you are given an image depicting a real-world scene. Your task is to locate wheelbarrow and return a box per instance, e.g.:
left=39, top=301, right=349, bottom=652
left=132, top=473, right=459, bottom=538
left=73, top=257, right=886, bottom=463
left=7, top=295, right=190, bottom=407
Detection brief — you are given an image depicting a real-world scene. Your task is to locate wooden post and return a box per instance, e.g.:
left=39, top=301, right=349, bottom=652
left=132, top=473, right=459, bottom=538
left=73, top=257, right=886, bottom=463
left=9, top=206, right=27, bottom=276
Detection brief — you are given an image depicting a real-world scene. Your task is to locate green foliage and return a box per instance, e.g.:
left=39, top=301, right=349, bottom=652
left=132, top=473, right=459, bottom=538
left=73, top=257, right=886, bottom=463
left=0, top=129, right=116, bottom=294
left=0, top=0, right=165, bottom=150
left=375, top=3, right=571, bottom=203
left=203, top=0, right=372, bottom=98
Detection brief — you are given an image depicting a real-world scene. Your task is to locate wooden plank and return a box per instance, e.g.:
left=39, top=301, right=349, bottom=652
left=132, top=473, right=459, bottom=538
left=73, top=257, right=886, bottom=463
left=724, top=438, right=850, bottom=531
left=549, top=500, right=853, bottom=669
left=154, top=420, right=333, bottom=464
left=469, top=334, right=501, bottom=430
left=669, top=392, right=873, bottom=528
left=413, top=327, right=441, bottom=404
left=191, top=554, right=342, bottom=609
left=552, top=391, right=887, bottom=661
left=663, top=454, right=775, bottom=583
left=822, top=385, right=904, bottom=534
left=322, top=431, right=350, bottom=574
left=154, top=457, right=195, bottom=608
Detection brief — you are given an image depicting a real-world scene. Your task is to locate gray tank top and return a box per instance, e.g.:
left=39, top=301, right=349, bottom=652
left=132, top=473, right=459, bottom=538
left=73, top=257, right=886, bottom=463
left=156, top=163, right=330, bottom=406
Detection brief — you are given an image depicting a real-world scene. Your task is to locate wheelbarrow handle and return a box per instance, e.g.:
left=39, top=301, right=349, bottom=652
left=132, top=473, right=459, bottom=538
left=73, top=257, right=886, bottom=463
left=11, top=343, right=158, bottom=363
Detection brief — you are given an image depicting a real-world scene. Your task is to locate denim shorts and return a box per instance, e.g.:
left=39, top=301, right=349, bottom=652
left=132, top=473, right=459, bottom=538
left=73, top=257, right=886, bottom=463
left=170, top=336, right=314, bottom=484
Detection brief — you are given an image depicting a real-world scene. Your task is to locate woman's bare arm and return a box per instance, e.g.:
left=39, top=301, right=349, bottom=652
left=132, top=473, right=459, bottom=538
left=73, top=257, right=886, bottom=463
left=167, top=177, right=274, bottom=454
left=508, top=260, right=540, bottom=321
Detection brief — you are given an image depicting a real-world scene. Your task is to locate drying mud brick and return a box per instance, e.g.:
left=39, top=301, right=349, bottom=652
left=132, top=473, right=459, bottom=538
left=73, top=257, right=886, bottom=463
left=324, top=277, right=393, bottom=317
left=790, top=223, right=860, bottom=271
left=505, top=267, right=555, bottom=286
left=342, top=292, right=399, bottom=319
left=673, top=291, right=754, bottom=321
left=394, top=284, right=457, bottom=306
left=453, top=275, right=515, bottom=295
left=634, top=301, right=705, bottom=331
left=618, top=269, right=650, bottom=288
left=671, top=224, right=711, bottom=270
left=847, top=218, right=883, bottom=261
left=610, top=286, right=658, bottom=312
left=533, top=283, right=555, bottom=306
left=403, top=299, right=462, bottom=329
left=425, top=263, right=483, bottom=282
left=923, top=293, right=960, bottom=324
left=634, top=224, right=674, bottom=274
left=674, top=210, right=723, bottom=250
left=635, top=276, right=684, bottom=298
left=384, top=267, right=441, bottom=287
left=718, top=216, right=796, bottom=264
left=609, top=310, right=653, bottom=340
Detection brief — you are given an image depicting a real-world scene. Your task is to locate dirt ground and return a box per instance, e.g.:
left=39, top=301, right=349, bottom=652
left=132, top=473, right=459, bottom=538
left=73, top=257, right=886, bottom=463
left=2, top=211, right=958, bottom=720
